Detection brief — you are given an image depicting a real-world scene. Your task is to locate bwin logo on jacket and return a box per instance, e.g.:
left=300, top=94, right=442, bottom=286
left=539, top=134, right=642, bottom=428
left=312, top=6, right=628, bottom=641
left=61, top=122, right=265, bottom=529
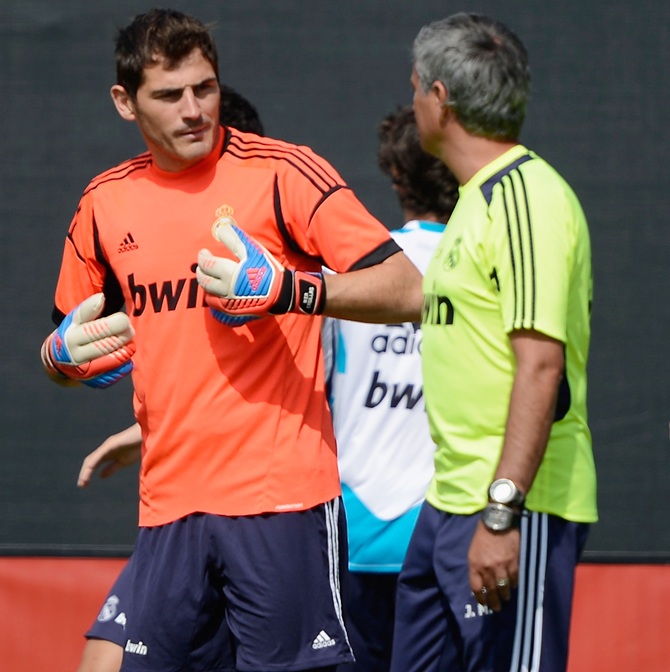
left=127, top=265, right=206, bottom=316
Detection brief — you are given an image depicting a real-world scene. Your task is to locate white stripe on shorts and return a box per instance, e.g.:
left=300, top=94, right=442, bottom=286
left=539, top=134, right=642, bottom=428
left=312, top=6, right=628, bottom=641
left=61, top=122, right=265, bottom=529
left=509, top=511, right=549, bottom=672
left=324, top=498, right=352, bottom=650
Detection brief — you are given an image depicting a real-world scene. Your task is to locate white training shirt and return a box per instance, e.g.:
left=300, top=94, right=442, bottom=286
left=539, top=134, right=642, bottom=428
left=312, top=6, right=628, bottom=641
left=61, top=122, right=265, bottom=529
left=323, top=220, right=445, bottom=572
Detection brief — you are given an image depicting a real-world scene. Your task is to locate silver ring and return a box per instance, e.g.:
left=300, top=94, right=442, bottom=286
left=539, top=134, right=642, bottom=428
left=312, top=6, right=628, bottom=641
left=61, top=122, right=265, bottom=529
left=496, top=578, right=510, bottom=588
left=480, top=587, right=487, bottom=595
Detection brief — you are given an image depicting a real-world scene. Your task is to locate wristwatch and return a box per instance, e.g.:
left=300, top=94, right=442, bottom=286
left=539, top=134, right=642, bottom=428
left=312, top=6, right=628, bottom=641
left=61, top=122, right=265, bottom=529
left=488, top=478, right=525, bottom=509
left=481, top=503, right=519, bottom=532
left=481, top=478, right=525, bottom=532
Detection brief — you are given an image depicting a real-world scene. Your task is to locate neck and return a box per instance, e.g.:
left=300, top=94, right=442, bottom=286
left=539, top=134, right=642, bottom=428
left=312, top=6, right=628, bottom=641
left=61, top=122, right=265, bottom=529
left=437, top=121, right=519, bottom=185
left=403, top=209, right=442, bottom=224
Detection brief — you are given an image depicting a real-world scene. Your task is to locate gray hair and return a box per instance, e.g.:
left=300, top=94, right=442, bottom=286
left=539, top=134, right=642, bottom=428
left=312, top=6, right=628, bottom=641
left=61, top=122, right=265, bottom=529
left=413, top=13, right=530, bottom=141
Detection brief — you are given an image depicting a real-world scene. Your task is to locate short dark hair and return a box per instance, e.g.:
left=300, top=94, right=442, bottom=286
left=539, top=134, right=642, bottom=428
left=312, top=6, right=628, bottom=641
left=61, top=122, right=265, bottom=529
left=378, top=106, right=459, bottom=223
left=219, top=85, right=265, bottom=136
left=413, top=13, right=530, bottom=141
left=115, top=9, right=219, bottom=99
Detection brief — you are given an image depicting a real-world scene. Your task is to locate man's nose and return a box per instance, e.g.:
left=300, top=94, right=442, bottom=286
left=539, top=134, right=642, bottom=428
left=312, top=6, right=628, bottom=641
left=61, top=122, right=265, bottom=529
left=181, top=88, right=202, bottom=119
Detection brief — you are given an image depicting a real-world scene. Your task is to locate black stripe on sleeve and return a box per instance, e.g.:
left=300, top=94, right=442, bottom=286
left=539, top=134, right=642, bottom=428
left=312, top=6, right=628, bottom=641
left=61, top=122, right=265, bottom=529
left=52, top=221, right=125, bottom=326
left=501, top=169, right=536, bottom=330
left=92, top=216, right=124, bottom=316
left=509, top=176, right=528, bottom=326
left=502, top=180, right=521, bottom=326
left=273, top=174, right=304, bottom=256
left=480, top=154, right=533, bottom=205
left=51, top=306, right=65, bottom=326
left=518, top=172, right=536, bottom=327
left=348, top=239, right=403, bottom=272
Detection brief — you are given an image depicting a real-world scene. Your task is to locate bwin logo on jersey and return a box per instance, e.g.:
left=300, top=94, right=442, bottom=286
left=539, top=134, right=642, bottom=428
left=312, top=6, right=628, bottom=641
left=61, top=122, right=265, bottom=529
left=422, top=294, right=454, bottom=326
left=125, top=640, right=148, bottom=656
left=365, top=371, right=423, bottom=410
left=128, top=265, right=205, bottom=316
left=97, top=595, right=120, bottom=622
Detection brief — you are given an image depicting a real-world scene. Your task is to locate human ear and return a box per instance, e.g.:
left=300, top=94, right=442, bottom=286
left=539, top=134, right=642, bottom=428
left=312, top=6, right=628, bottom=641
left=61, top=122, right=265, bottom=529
left=432, top=81, right=449, bottom=108
left=432, top=81, right=453, bottom=123
left=110, top=85, right=137, bottom=122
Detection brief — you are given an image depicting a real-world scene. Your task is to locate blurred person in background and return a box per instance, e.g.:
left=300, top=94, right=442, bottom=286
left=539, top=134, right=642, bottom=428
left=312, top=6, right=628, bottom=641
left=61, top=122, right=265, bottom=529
left=326, top=105, right=458, bottom=672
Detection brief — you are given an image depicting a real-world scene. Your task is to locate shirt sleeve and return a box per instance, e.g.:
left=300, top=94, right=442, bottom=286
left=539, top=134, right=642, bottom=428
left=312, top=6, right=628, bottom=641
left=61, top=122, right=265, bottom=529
left=485, top=173, right=573, bottom=343
left=273, top=144, right=401, bottom=273
left=52, top=190, right=118, bottom=323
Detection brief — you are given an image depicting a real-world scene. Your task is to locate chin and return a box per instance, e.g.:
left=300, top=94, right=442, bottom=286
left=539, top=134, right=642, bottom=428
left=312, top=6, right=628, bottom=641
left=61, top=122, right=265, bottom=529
left=177, top=137, right=215, bottom=164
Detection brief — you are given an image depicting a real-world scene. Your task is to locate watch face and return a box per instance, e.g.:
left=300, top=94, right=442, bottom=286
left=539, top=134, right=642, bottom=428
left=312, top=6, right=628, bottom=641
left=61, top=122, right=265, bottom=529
left=489, top=478, right=523, bottom=506
left=491, top=480, right=515, bottom=504
left=481, top=504, right=515, bottom=532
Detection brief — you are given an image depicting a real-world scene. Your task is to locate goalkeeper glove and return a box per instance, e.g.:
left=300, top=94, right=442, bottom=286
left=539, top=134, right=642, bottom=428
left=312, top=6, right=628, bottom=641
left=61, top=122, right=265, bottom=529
left=196, top=221, right=326, bottom=324
left=41, top=293, right=136, bottom=389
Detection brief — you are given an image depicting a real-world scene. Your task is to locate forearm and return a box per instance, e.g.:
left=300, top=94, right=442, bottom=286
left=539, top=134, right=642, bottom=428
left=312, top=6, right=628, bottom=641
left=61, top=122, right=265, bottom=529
left=470, top=331, right=564, bottom=609
left=77, top=421, right=142, bottom=488
left=494, top=331, right=565, bottom=495
left=322, top=251, right=423, bottom=323
left=111, top=422, right=142, bottom=447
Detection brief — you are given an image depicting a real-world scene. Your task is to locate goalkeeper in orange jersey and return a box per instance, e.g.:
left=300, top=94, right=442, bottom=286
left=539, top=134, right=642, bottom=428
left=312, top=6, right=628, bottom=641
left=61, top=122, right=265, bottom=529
left=42, top=8, right=422, bottom=672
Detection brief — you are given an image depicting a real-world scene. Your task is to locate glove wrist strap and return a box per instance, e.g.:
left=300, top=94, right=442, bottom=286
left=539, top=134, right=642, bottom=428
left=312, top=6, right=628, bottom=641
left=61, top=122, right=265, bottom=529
left=270, top=271, right=326, bottom=315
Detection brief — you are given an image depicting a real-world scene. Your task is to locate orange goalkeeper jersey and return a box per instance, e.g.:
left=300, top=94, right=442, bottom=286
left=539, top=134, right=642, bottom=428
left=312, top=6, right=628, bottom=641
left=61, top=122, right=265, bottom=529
left=52, top=128, right=400, bottom=526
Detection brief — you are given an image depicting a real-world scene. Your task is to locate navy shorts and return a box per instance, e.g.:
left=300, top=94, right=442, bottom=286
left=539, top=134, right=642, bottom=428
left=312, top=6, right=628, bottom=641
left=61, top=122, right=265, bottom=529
left=114, top=499, right=352, bottom=672
left=336, top=571, right=399, bottom=672
left=87, top=555, right=135, bottom=647
left=390, top=503, right=589, bottom=672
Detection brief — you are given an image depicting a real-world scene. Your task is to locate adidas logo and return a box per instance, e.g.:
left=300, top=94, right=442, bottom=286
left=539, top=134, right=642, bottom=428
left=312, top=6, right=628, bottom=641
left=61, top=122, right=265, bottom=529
left=245, top=266, right=267, bottom=292
left=118, top=232, right=139, bottom=254
left=312, top=630, right=336, bottom=650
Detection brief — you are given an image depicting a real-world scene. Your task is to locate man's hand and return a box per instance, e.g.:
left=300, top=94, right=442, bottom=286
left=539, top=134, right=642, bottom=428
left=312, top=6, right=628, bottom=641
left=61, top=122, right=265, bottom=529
left=196, top=220, right=325, bottom=324
left=77, top=422, right=142, bottom=488
left=468, top=522, right=520, bottom=612
left=41, top=293, right=135, bottom=389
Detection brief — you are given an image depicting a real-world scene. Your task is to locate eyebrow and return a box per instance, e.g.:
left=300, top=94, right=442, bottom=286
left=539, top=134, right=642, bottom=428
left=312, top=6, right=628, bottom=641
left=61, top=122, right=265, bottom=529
left=150, top=76, right=219, bottom=98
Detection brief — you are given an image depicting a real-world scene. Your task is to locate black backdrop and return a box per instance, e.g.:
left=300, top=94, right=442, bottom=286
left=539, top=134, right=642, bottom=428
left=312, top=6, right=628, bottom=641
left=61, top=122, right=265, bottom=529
left=1, top=0, right=669, bottom=559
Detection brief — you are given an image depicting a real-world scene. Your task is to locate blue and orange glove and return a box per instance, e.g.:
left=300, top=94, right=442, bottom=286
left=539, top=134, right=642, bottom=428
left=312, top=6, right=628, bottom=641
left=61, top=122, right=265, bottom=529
left=196, top=220, right=326, bottom=326
left=41, top=293, right=136, bottom=389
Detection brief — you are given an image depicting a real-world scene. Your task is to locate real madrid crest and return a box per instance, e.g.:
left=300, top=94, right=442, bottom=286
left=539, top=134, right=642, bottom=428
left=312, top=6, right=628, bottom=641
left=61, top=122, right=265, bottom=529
left=212, top=205, right=237, bottom=236
left=443, top=236, right=462, bottom=271
left=97, top=594, right=120, bottom=622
